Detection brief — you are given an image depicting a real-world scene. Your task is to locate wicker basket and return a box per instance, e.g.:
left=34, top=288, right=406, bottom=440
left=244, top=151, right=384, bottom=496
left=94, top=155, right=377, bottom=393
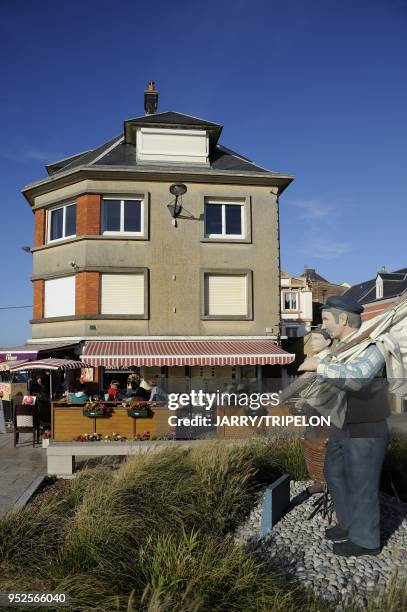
left=300, top=436, right=328, bottom=485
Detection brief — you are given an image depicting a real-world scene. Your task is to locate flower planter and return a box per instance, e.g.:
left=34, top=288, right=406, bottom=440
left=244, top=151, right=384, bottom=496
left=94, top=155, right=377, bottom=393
left=83, top=409, right=112, bottom=418
left=127, top=408, right=150, bottom=418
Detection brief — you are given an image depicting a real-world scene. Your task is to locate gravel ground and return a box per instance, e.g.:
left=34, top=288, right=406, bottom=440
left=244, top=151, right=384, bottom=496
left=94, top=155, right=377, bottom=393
left=236, top=481, right=407, bottom=609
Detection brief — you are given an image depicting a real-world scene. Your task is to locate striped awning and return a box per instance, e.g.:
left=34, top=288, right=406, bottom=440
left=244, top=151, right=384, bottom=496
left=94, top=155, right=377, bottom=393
left=0, top=360, right=32, bottom=372
left=81, top=340, right=295, bottom=367
left=9, top=358, right=92, bottom=372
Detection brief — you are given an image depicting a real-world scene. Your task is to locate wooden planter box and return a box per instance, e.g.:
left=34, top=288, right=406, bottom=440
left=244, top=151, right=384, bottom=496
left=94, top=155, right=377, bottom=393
left=52, top=406, right=95, bottom=441
left=52, top=403, right=174, bottom=441
left=94, top=408, right=136, bottom=438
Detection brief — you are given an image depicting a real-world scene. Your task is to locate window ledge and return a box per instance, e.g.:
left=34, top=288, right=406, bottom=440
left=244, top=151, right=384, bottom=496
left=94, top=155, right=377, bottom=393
left=32, top=234, right=149, bottom=252
left=200, top=237, right=252, bottom=244
left=201, top=315, right=253, bottom=321
left=31, top=314, right=149, bottom=323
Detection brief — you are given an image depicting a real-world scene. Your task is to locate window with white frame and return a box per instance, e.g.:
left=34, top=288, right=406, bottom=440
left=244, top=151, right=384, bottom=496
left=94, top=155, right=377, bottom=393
left=376, top=277, right=383, bottom=299
left=47, top=203, right=76, bottom=242
left=101, top=274, right=145, bottom=315
left=204, top=201, right=244, bottom=238
left=101, top=198, right=143, bottom=235
left=282, top=291, right=298, bottom=311
left=44, top=276, right=75, bottom=318
left=204, top=273, right=248, bottom=317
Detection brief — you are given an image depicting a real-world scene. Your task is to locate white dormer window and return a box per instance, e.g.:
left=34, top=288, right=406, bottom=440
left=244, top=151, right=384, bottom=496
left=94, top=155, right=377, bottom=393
left=136, top=128, right=209, bottom=164
left=376, top=276, right=383, bottom=299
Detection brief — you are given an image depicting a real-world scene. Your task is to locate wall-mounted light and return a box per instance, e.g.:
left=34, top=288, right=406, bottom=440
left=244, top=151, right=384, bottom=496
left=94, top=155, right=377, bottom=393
left=167, top=183, right=187, bottom=218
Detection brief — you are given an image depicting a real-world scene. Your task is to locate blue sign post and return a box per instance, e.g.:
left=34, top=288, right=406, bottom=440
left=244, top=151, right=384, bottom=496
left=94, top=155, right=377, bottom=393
left=260, top=473, right=290, bottom=535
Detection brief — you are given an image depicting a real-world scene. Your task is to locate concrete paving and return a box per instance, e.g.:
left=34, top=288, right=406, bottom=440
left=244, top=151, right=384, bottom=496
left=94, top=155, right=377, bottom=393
left=0, top=433, right=46, bottom=518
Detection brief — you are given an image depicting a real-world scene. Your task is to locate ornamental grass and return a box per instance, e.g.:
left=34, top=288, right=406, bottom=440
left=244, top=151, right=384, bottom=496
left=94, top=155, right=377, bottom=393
left=0, top=439, right=405, bottom=611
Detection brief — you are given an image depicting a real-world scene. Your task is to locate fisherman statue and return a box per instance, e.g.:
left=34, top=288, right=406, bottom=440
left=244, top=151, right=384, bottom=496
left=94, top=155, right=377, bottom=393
left=298, top=295, right=389, bottom=557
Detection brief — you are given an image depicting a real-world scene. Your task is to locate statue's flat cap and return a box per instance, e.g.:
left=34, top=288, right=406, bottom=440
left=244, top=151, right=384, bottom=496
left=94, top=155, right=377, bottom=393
left=322, top=295, right=363, bottom=315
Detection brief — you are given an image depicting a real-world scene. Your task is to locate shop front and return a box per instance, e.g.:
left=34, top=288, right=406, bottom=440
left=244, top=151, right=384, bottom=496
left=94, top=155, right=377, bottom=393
left=73, top=339, right=296, bottom=441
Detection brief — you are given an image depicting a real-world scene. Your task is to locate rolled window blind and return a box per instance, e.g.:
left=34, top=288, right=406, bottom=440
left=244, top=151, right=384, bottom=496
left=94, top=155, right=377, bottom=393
left=44, top=276, right=75, bottom=318
left=206, top=275, right=247, bottom=316
left=101, top=274, right=145, bottom=315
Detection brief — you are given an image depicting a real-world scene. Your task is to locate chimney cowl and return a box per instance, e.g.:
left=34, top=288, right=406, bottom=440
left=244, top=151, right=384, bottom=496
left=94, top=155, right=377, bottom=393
left=144, top=81, right=158, bottom=115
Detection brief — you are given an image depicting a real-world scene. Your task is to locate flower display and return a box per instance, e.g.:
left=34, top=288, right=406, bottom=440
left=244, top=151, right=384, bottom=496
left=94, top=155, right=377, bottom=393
left=133, top=431, right=152, bottom=441
left=75, top=433, right=103, bottom=442
left=83, top=402, right=113, bottom=417
left=103, top=432, right=127, bottom=442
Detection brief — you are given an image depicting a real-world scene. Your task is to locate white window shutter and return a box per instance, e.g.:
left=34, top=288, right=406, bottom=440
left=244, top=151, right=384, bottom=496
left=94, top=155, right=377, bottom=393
left=44, top=276, right=75, bottom=318
left=101, top=274, right=145, bottom=315
left=206, top=275, right=247, bottom=316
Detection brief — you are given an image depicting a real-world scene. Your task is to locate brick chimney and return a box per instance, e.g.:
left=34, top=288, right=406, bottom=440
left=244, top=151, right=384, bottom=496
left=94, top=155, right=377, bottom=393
left=144, top=81, right=158, bottom=115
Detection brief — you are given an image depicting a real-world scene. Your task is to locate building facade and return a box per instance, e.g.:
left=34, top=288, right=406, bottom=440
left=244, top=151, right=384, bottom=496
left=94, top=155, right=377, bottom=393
left=20, top=84, right=295, bottom=390
left=280, top=271, right=313, bottom=339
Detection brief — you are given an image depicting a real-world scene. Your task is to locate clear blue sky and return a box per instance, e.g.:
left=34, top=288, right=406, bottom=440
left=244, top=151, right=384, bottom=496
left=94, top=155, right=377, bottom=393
left=1, top=0, right=406, bottom=346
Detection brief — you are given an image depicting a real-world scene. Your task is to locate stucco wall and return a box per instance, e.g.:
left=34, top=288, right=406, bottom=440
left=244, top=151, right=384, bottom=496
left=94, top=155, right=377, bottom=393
left=31, top=179, right=280, bottom=339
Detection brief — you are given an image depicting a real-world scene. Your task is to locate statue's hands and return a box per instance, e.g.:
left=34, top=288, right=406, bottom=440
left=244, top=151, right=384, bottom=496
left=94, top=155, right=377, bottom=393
left=298, top=357, right=319, bottom=372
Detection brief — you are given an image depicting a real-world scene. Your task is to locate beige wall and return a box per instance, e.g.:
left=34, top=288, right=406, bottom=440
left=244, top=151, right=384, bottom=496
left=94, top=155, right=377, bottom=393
left=31, top=179, right=280, bottom=339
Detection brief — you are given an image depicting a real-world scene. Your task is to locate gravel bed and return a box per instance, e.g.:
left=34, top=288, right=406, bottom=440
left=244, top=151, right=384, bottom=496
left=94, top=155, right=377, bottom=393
left=235, top=481, right=407, bottom=609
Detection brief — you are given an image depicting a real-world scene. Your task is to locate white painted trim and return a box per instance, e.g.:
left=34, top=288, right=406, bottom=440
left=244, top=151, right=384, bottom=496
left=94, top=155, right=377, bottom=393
left=89, top=136, right=124, bottom=165
left=27, top=335, right=279, bottom=343
left=46, top=201, right=76, bottom=243
left=204, top=200, right=245, bottom=239
left=101, top=197, right=144, bottom=236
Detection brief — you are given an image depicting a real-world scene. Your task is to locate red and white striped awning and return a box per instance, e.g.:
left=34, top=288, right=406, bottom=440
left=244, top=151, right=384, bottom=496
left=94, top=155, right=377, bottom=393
left=81, top=340, right=295, bottom=367
left=10, top=358, right=92, bottom=372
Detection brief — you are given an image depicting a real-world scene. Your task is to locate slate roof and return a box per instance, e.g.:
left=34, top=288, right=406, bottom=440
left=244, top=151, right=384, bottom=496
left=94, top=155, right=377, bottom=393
left=46, top=135, right=123, bottom=176
left=344, top=268, right=407, bottom=304
left=43, top=112, right=288, bottom=179
left=302, top=268, right=330, bottom=283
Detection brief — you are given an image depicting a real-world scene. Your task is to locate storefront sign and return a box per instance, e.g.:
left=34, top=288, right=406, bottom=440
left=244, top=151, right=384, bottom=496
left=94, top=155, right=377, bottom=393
left=0, top=352, right=37, bottom=363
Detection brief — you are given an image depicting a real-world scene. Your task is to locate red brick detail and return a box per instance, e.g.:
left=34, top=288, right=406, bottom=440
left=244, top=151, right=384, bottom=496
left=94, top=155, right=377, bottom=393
left=76, top=272, right=100, bottom=315
left=34, top=209, right=46, bottom=246
left=362, top=302, right=393, bottom=321
left=33, top=280, right=44, bottom=319
left=76, top=194, right=101, bottom=235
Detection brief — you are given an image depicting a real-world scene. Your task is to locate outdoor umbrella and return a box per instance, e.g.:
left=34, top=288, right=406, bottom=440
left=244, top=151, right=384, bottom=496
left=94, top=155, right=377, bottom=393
left=9, top=358, right=93, bottom=399
left=0, top=360, right=31, bottom=372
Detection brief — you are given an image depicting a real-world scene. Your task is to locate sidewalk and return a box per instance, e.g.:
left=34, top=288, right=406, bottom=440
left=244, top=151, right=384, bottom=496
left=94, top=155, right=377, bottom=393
left=0, top=433, right=46, bottom=518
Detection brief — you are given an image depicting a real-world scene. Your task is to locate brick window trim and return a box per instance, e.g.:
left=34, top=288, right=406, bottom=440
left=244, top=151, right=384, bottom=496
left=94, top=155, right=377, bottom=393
left=32, top=269, right=150, bottom=321
left=34, top=192, right=150, bottom=247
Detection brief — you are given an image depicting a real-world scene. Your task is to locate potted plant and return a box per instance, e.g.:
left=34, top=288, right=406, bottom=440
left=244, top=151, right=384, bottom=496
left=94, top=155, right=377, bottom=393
left=83, top=402, right=113, bottom=418
left=41, top=428, right=51, bottom=448
left=127, top=400, right=151, bottom=418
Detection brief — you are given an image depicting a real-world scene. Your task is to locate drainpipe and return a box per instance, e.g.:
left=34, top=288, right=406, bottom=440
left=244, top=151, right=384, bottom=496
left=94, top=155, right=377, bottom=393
left=276, top=192, right=282, bottom=346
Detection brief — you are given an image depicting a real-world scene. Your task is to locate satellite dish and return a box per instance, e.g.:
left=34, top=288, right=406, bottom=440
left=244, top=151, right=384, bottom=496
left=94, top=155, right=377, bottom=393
left=168, top=183, right=187, bottom=218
